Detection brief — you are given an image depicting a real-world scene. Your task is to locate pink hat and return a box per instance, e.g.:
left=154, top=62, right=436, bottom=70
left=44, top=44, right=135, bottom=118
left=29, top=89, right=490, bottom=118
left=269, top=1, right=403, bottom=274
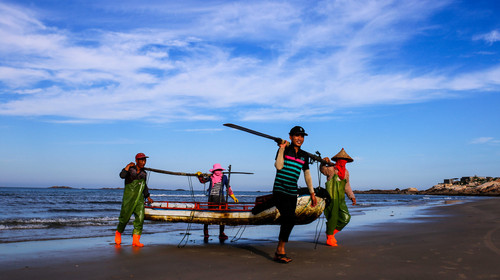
left=209, top=163, right=225, bottom=172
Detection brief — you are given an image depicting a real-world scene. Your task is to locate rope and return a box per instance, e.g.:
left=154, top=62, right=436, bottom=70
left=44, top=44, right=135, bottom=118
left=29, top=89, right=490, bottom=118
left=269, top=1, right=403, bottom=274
left=146, top=170, right=151, bottom=187
left=313, top=214, right=324, bottom=249
left=178, top=176, right=197, bottom=248
left=313, top=152, right=323, bottom=249
left=315, top=151, right=322, bottom=188
left=230, top=225, right=247, bottom=242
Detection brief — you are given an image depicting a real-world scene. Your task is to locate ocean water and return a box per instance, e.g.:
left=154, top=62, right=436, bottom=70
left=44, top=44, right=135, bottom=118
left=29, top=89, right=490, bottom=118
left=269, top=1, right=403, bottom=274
left=0, top=187, right=483, bottom=244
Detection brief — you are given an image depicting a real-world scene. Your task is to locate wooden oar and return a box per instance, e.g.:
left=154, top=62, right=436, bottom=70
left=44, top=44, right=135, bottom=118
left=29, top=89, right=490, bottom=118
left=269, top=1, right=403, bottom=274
left=223, top=123, right=329, bottom=165
left=144, top=167, right=253, bottom=177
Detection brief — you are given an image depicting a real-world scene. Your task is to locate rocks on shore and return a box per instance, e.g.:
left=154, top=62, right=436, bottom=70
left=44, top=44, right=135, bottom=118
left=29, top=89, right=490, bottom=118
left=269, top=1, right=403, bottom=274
left=421, top=179, right=500, bottom=196
left=355, top=178, right=500, bottom=196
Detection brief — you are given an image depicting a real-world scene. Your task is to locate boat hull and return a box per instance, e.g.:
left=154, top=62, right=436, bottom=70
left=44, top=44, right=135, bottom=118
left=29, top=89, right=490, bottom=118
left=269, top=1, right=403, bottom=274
left=145, top=195, right=325, bottom=226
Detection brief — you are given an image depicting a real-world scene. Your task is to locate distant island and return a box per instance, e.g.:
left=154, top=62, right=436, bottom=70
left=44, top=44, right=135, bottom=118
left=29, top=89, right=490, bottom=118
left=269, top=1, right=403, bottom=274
left=355, top=176, right=500, bottom=196
left=49, top=186, right=72, bottom=189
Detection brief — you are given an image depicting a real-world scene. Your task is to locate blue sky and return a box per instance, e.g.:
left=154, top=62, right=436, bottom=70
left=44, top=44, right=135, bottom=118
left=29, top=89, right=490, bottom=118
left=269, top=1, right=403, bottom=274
left=1, top=0, right=499, bottom=191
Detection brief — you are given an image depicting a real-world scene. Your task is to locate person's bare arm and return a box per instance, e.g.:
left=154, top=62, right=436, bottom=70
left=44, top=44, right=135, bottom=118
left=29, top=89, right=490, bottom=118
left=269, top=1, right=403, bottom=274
left=274, top=141, right=288, bottom=170
left=320, top=157, right=335, bottom=181
left=304, top=169, right=317, bottom=207
left=344, top=170, right=356, bottom=205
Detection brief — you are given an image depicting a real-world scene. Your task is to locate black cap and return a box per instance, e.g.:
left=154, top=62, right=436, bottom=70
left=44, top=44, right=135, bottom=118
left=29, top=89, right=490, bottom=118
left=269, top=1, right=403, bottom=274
left=289, top=126, right=308, bottom=136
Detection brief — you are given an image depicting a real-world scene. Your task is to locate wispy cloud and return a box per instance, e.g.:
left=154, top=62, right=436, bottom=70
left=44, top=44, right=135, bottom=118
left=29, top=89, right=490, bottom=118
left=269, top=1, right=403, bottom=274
left=473, top=30, right=500, bottom=44
left=0, top=1, right=499, bottom=122
left=470, top=137, right=500, bottom=144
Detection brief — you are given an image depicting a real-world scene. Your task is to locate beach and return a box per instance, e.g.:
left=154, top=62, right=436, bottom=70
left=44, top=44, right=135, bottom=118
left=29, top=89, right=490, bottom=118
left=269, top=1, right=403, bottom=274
left=1, top=197, right=499, bottom=279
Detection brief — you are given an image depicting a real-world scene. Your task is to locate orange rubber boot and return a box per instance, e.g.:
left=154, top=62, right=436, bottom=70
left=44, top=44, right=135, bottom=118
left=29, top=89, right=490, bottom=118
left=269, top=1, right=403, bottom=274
left=132, top=234, right=144, bottom=247
left=326, top=234, right=337, bottom=246
left=115, top=231, right=122, bottom=245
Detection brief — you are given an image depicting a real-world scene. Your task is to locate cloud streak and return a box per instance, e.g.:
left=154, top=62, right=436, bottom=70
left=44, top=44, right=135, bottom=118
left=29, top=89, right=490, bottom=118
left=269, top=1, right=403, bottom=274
left=474, top=30, right=500, bottom=44
left=471, top=137, right=500, bottom=145
left=1, top=0, right=499, bottom=122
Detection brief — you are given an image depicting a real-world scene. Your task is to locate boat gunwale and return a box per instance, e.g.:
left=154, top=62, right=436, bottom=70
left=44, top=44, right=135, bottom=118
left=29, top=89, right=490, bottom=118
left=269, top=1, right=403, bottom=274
left=145, top=201, right=256, bottom=212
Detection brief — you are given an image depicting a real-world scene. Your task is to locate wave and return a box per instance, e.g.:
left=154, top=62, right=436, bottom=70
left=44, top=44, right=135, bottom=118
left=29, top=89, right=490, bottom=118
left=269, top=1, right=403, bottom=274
left=0, top=216, right=117, bottom=230
left=88, top=201, right=122, bottom=205
left=48, top=208, right=117, bottom=213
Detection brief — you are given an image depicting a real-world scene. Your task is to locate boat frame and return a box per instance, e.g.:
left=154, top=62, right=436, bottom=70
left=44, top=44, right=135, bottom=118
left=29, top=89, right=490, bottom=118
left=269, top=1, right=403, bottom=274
left=145, top=194, right=326, bottom=226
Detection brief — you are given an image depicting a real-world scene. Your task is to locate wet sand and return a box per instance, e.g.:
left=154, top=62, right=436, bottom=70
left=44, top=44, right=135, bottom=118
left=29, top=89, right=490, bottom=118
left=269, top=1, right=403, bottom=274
left=1, top=198, right=499, bottom=279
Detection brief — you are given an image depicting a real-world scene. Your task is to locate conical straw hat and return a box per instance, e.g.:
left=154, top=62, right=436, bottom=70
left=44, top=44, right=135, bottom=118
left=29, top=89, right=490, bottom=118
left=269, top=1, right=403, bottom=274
left=331, top=148, right=353, bottom=162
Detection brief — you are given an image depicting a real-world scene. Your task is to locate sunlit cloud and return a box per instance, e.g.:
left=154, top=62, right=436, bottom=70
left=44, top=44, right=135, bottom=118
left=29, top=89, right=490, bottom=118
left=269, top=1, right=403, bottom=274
left=1, top=1, right=499, bottom=123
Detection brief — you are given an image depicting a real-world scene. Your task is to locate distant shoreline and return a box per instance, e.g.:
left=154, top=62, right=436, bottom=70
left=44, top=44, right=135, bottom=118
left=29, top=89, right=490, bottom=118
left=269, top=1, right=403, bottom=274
left=2, top=181, right=494, bottom=196
left=354, top=189, right=500, bottom=196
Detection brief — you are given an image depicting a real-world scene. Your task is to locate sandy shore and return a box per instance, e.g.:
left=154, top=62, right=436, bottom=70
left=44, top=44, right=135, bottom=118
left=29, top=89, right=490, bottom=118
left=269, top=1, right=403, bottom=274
left=1, top=198, right=500, bottom=279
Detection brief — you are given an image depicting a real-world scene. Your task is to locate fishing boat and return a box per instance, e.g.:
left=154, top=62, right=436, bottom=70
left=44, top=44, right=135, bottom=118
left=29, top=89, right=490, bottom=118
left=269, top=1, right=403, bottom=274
left=145, top=192, right=327, bottom=226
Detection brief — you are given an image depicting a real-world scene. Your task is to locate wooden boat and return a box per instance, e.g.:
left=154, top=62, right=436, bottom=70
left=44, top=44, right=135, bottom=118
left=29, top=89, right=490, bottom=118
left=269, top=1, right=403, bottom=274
left=144, top=193, right=326, bottom=226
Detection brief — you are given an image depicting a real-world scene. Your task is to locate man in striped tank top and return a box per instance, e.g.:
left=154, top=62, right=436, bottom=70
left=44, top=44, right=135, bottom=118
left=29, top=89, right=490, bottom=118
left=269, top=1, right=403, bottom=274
left=273, top=126, right=317, bottom=263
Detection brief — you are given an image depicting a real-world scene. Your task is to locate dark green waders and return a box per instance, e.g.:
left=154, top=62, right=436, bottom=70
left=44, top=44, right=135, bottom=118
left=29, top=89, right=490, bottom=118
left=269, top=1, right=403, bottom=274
left=117, top=179, right=145, bottom=235
left=324, top=174, right=351, bottom=235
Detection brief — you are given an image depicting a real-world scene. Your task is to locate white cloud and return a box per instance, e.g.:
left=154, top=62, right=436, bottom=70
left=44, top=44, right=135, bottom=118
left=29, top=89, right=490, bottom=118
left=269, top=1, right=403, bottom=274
left=0, top=1, right=500, bottom=122
left=471, top=137, right=500, bottom=144
left=473, top=30, right=500, bottom=44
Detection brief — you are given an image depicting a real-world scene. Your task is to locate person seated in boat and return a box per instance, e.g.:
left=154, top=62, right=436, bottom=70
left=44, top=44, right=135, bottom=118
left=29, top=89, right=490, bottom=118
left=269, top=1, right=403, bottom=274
left=320, top=148, right=356, bottom=247
left=272, top=126, right=317, bottom=263
left=115, top=153, right=154, bottom=247
left=197, top=163, right=239, bottom=240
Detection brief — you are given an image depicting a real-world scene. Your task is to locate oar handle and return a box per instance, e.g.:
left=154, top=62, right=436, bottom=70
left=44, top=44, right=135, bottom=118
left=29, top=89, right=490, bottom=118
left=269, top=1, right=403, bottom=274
left=306, top=152, right=329, bottom=165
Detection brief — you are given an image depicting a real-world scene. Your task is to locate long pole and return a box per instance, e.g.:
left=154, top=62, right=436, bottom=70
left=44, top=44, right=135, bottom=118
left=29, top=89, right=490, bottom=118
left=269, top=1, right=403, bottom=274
left=223, top=123, right=330, bottom=165
left=144, top=167, right=253, bottom=177
left=225, top=165, right=231, bottom=204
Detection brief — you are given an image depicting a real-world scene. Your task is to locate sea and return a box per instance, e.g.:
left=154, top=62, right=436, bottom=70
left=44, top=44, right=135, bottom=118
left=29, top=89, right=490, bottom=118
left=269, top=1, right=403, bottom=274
left=0, top=187, right=486, bottom=245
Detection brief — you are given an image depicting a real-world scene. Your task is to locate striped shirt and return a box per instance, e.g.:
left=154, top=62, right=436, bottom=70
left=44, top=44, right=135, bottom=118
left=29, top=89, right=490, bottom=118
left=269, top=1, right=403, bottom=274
left=273, top=145, right=310, bottom=196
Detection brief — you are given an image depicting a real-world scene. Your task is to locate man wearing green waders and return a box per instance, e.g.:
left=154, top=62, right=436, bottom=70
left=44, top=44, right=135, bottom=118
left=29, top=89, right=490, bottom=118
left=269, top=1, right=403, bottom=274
left=115, top=153, right=154, bottom=247
left=320, top=148, right=356, bottom=247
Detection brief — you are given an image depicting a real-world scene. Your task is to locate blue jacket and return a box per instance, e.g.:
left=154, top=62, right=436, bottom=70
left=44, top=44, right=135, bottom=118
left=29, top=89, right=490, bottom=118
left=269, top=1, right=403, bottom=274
left=206, top=175, right=233, bottom=197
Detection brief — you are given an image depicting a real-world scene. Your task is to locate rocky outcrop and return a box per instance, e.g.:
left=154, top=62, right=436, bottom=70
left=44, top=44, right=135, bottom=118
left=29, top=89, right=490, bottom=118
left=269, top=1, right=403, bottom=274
left=354, top=179, right=500, bottom=196
left=420, top=180, right=500, bottom=196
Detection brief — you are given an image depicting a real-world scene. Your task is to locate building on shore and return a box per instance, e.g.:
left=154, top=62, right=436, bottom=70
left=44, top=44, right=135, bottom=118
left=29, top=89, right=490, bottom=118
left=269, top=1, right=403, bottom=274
left=443, top=178, right=459, bottom=184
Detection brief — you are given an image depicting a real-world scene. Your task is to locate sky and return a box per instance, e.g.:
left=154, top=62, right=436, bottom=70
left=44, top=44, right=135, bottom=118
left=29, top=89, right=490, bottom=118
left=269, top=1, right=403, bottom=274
left=0, top=0, right=499, bottom=191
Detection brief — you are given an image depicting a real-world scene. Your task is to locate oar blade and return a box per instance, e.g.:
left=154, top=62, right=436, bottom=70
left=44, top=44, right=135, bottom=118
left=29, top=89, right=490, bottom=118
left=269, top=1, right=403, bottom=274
left=223, top=123, right=281, bottom=143
left=223, top=123, right=330, bottom=165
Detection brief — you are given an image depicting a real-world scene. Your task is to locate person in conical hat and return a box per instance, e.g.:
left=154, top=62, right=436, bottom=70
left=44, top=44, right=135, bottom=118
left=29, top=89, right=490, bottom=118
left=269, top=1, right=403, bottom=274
left=197, top=163, right=239, bottom=242
left=320, top=148, right=356, bottom=247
